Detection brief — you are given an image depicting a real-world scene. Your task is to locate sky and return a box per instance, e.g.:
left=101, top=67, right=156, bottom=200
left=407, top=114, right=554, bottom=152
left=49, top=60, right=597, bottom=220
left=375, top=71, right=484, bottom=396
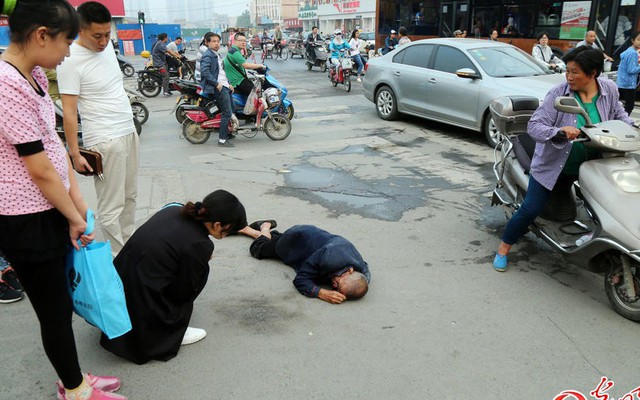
left=124, top=0, right=249, bottom=23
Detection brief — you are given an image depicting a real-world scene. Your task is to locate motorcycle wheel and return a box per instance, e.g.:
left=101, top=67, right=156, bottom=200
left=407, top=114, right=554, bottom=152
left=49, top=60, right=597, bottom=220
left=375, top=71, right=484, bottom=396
left=139, top=77, right=161, bottom=98
left=175, top=104, right=188, bottom=125
left=131, top=102, right=149, bottom=125
left=306, top=61, right=313, bottom=71
left=321, top=63, right=327, bottom=73
left=604, top=255, right=640, bottom=321
left=344, top=75, right=351, bottom=92
left=283, top=104, right=294, bottom=120
left=331, top=75, right=338, bottom=87
left=281, top=47, right=289, bottom=61
left=264, top=114, right=291, bottom=140
left=123, top=64, right=135, bottom=77
left=182, top=120, right=211, bottom=144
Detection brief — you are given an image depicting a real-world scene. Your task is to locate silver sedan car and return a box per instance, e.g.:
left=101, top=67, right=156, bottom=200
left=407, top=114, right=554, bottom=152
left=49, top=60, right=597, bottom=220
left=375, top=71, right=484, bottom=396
left=363, top=38, right=566, bottom=147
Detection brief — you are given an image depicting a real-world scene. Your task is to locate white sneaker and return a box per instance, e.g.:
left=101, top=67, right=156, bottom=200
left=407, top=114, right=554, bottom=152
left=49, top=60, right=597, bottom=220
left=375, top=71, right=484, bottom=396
left=356, top=77, right=362, bottom=82
left=181, top=327, right=207, bottom=345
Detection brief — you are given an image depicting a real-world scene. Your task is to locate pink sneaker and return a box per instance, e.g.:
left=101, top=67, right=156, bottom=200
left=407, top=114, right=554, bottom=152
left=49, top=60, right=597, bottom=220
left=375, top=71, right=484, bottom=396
left=59, top=387, right=127, bottom=400
left=56, top=374, right=122, bottom=400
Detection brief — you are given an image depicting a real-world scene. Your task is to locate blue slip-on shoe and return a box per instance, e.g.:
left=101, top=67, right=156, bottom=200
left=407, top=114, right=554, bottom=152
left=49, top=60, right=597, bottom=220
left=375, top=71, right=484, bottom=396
left=493, top=254, right=508, bottom=272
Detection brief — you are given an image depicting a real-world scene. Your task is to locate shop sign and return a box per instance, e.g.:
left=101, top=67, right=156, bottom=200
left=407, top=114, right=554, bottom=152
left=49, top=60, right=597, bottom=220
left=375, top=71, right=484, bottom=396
left=298, top=4, right=318, bottom=20
left=317, top=0, right=375, bottom=16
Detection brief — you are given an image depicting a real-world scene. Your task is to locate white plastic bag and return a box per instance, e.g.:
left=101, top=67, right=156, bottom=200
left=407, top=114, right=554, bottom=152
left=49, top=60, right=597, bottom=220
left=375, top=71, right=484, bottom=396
left=243, top=86, right=259, bottom=115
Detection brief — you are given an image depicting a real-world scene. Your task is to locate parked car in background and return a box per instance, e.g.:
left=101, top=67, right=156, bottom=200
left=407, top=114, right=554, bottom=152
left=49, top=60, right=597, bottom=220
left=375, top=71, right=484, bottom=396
left=359, top=31, right=375, bottom=49
left=363, top=38, right=566, bottom=147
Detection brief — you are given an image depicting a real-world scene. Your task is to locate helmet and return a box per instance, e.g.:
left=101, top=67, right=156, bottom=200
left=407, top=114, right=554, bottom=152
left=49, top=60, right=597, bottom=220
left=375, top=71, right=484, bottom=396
left=263, top=88, right=281, bottom=108
left=334, top=29, right=342, bottom=35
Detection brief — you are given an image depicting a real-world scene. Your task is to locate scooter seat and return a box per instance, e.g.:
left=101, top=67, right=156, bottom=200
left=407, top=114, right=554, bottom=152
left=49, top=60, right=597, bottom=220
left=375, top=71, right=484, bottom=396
left=512, top=133, right=536, bottom=174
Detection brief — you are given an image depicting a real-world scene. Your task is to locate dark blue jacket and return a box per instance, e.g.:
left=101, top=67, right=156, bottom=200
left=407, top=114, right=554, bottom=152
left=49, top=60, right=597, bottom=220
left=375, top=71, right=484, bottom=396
left=200, top=48, right=220, bottom=95
left=275, top=225, right=371, bottom=298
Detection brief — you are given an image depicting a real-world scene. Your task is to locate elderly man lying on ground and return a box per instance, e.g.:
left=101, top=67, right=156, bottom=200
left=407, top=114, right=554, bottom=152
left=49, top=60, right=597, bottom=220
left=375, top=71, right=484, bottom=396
left=239, top=221, right=371, bottom=304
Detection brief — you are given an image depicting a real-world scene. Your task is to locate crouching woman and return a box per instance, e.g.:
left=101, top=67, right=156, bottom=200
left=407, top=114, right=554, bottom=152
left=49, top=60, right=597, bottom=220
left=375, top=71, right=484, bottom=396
left=100, top=190, right=247, bottom=364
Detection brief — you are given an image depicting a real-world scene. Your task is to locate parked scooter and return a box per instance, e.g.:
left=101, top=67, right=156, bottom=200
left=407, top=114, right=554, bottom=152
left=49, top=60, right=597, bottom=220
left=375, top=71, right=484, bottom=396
left=55, top=101, right=142, bottom=142
left=171, top=79, right=202, bottom=124
left=491, top=95, right=640, bottom=321
left=117, top=53, right=135, bottom=77
left=305, top=43, right=329, bottom=72
left=127, top=88, right=149, bottom=125
left=328, top=50, right=354, bottom=92
left=181, top=71, right=291, bottom=144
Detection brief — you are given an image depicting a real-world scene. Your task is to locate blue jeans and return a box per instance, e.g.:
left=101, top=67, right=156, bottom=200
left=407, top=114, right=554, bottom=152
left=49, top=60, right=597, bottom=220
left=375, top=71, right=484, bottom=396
left=352, top=54, right=364, bottom=76
left=0, top=249, right=8, bottom=271
left=213, top=86, right=233, bottom=141
left=501, top=176, right=551, bottom=245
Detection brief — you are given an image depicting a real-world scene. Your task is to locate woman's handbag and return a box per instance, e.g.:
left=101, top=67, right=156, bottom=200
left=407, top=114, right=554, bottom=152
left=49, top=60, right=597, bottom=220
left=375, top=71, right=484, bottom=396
left=66, top=210, right=132, bottom=339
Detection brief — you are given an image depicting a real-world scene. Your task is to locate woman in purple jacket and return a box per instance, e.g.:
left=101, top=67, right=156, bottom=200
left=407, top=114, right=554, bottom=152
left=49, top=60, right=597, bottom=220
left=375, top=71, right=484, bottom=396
left=493, top=47, right=635, bottom=272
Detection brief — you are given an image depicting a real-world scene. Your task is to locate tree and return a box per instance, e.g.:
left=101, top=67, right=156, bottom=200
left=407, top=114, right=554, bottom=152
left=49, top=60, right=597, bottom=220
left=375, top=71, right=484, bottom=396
left=237, top=9, right=252, bottom=28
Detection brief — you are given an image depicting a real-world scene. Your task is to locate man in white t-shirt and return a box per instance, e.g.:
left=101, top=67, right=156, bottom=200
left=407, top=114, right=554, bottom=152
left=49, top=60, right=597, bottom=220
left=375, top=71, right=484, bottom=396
left=57, top=1, right=139, bottom=256
left=165, top=37, right=183, bottom=78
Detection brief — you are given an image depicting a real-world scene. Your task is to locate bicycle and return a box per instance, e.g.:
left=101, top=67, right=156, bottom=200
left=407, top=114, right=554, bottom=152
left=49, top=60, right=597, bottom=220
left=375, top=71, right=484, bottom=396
left=273, top=40, right=289, bottom=61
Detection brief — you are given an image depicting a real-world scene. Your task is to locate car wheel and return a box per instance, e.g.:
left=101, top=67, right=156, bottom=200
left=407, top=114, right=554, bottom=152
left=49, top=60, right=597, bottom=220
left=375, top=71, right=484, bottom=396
left=375, top=85, right=398, bottom=120
left=483, top=112, right=502, bottom=148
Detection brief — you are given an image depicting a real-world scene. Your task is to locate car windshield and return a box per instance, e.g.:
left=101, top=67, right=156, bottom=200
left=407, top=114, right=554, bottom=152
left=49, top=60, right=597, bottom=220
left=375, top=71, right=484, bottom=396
left=360, top=32, right=374, bottom=40
left=468, top=47, right=552, bottom=77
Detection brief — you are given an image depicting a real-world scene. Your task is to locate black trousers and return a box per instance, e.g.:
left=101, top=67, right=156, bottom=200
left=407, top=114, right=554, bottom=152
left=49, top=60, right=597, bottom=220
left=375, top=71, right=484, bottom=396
left=249, top=231, right=282, bottom=260
left=0, top=209, right=82, bottom=389
left=619, top=88, right=636, bottom=115
left=12, top=256, right=83, bottom=389
left=235, top=78, right=255, bottom=98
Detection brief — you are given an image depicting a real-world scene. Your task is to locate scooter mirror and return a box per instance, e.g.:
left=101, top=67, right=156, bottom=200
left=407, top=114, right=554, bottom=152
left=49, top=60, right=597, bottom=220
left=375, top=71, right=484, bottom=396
left=554, top=96, right=593, bottom=127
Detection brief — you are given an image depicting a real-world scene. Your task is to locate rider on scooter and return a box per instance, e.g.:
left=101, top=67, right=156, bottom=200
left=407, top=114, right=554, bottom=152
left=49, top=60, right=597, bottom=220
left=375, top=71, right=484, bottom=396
left=306, top=26, right=322, bottom=63
left=329, top=30, right=351, bottom=70
left=492, top=47, right=635, bottom=272
left=223, top=32, right=266, bottom=98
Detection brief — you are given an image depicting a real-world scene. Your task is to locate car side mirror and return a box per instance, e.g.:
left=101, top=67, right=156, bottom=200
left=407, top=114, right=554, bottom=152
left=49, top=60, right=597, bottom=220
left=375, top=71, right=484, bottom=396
left=553, top=96, right=593, bottom=127
left=456, top=68, right=481, bottom=79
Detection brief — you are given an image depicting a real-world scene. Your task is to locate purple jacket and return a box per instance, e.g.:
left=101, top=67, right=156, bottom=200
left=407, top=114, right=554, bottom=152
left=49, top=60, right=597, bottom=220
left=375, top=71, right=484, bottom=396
left=528, top=77, right=633, bottom=190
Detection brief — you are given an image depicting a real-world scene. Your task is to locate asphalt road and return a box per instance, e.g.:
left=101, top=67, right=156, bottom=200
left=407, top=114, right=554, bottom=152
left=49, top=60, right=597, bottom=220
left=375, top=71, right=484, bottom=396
left=1, top=52, right=639, bottom=399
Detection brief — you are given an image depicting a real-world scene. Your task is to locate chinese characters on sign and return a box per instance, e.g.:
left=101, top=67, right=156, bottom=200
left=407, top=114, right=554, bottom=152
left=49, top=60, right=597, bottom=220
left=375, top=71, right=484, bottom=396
left=553, top=376, right=640, bottom=400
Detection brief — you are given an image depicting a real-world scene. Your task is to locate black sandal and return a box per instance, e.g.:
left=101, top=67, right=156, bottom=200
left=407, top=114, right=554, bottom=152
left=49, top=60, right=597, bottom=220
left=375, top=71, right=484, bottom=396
left=249, top=219, right=277, bottom=230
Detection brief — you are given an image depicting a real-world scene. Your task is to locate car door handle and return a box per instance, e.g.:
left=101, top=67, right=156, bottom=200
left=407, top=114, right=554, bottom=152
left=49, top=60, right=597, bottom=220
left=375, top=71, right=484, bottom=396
left=428, top=78, right=437, bottom=84
left=394, top=71, right=401, bottom=76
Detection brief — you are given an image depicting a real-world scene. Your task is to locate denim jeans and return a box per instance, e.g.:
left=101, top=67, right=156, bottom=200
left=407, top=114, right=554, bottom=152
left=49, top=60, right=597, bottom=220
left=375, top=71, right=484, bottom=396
left=0, top=251, right=8, bottom=272
left=213, top=86, right=233, bottom=141
left=352, top=54, right=364, bottom=76
left=501, top=176, right=551, bottom=245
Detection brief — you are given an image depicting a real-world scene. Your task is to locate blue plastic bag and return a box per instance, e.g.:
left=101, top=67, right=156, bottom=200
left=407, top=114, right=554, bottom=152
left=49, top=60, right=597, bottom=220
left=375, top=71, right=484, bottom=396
left=66, top=210, right=132, bottom=339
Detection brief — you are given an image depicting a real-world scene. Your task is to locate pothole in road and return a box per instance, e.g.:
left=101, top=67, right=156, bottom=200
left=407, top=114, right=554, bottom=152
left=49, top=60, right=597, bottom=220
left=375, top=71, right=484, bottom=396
left=272, top=145, right=451, bottom=221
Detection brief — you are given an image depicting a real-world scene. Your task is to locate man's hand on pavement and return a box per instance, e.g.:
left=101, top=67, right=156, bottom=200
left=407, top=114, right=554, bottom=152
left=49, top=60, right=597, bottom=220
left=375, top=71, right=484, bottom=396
left=318, top=288, right=346, bottom=304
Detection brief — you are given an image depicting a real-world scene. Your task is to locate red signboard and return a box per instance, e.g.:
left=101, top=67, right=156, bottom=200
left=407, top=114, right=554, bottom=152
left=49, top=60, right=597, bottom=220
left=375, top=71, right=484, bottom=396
left=117, top=29, right=142, bottom=40
left=67, top=0, right=125, bottom=17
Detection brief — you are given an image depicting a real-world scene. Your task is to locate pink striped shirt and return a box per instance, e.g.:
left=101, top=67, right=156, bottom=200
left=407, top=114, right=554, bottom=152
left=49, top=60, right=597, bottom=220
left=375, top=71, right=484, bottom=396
left=0, top=61, right=70, bottom=215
